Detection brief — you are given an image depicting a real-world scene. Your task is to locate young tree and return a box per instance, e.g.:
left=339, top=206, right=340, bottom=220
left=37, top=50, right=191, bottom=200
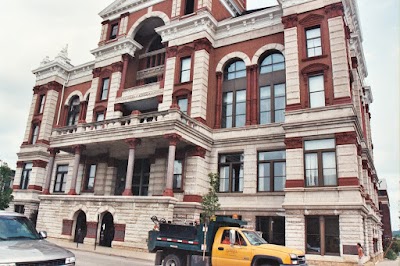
left=201, top=173, right=220, bottom=223
left=0, top=163, right=14, bottom=210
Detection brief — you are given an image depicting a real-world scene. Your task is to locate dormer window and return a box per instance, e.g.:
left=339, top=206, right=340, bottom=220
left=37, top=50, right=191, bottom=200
left=109, top=23, right=119, bottom=40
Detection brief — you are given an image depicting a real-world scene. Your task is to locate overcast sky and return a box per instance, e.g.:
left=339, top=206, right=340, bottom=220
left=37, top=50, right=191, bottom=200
left=0, top=0, right=398, bottom=230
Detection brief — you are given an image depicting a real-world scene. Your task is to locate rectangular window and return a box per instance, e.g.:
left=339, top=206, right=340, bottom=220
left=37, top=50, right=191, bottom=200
left=177, top=97, right=188, bottom=114
left=219, top=153, right=244, bottom=193
left=256, top=216, right=285, bottom=245
left=84, top=164, right=96, bottom=191
left=258, top=151, right=286, bottom=192
left=306, top=27, right=322, bottom=57
left=38, top=95, right=46, bottom=113
left=222, top=90, right=246, bottom=128
left=308, top=75, right=325, bottom=108
left=173, top=159, right=183, bottom=190
left=184, top=0, right=195, bottom=15
left=306, top=216, right=339, bottom=255
left=260, top=84, right=286, bottom=124
left=20, top=163, right=33, bottom=189
left=109, top=23, right=119, bottom=40
left=31, top=125, right=39, bottom=144
left=54, top=165, right=68, bottom=193
left=180, top=57, right=191, bottom=83
left=96, top=112, right=105, bottom=122
left=14, top=205, right=25, bottom=214
left=132, top=159, right=150, bottom=196
left=304, top=139, right=337, bottom=187
left=100, top=78, right=110, bottom=100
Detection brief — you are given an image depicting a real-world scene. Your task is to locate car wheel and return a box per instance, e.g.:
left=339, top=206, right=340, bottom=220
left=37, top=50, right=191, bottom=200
left=163, top=254, right=183, bottom=266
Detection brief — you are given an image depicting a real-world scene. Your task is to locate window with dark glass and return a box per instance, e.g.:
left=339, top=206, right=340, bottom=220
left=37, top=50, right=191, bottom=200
left=38, top=95, right=46, bottom=114
left=306, top=27, right=322, bottom=57
left=132, top=159, right=150, bottom=196
left=177, top=97, right=188, bottom=114
left=308, top=75, right=325, bottom=108
left=31, top=124, right=39, bottom=144
left=20, top=163, right=33, bottom=190
left=219, top=153, right=244, bottom=192
left=304, top=139, right=337, bottom=187
left=84, top=164, right=96, bottom=191
left=224, top=61, right=246, bottom=80
left=184, top=0, right=195, bottom=15
left=259, top=52, right=286, bottom=124
left=54, top=165, right=68, bottom=193
left=67, top=96, right=80, bottom=126
left=306, top=216, right=339, bottom=255
left=256, top=216, right=285, bottom=245
left=258, top=151, right=286, bottom=192
left=100, top=78, right=110, bottom=100
left=180, top=57, right=191, bottom=83
left=173, top=159, right=183, bottom=190
left=109, top=23, right=119, bottom=40
left=14, top=205, right=25, bottom=214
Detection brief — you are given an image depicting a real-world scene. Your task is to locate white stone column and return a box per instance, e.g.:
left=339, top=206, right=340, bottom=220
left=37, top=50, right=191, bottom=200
left=42, top=148, right=59, bottom=194
left=158, top=48, right=177, bottom=111
left=191, top=49, right=210, bottom=120
left=163, top=134, right=182, bottom=197
left=122, top=138, right=141, bottom=196
left=68, top=145, right=85, bottom=195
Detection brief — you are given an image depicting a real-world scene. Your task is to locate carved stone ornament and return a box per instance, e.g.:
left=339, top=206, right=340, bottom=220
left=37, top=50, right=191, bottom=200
left=164, top=133, right=182, bottom=146
left=92, top=68, right=102, bottom=78
left=125, top=138, right=141, bottom=149
left=166, top=46, right=178, bottom=58
left=194, top=38, right=212, bottom=52
left=284, top=137, right=303, bottom=149
left=281, top=14, right=298, bottom=29
left=335, top=131, right=357, bottom=145
left=324, top=2, right=344, bottom=18
left=188, top=146, right=207, bottom=158
left=112, top=61, right=124, bottom=72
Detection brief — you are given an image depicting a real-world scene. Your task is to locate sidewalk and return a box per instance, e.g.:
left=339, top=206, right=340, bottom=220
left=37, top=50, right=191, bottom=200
left=48, top=238, right=155, bottom=262
left=375, top=258, right=400, bottom=266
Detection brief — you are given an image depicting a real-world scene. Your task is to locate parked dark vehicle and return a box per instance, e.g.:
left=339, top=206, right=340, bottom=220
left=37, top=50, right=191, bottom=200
left=0, top=211, right=75, bottom=265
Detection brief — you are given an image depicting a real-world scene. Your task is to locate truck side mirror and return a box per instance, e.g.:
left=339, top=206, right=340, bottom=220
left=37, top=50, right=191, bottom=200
left=229, top=229, right=236, bottom=246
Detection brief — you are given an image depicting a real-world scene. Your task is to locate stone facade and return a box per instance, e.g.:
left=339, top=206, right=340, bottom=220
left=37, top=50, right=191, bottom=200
left=11, top=0, right=383, bottom=265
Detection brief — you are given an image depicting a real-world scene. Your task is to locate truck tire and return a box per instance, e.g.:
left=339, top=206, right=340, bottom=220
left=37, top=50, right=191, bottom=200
left=163, top=254, right=183, bottom=266
left=259, top=263, right=278, bottom=266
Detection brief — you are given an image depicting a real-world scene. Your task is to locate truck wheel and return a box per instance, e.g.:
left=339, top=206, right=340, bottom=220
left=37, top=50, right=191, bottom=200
left=163, top=254, right=183, bottom=266
left=259, top=262, right=278, bottom=266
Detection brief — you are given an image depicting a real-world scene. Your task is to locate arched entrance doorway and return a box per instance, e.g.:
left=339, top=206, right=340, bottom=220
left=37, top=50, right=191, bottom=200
left=74, top=211, right=87, bottom=243
left=99, top=212, right=114, bottom=247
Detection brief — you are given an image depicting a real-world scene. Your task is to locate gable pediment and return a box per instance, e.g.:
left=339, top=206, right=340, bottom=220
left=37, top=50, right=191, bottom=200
left=99, top=0, right=164, bottom=20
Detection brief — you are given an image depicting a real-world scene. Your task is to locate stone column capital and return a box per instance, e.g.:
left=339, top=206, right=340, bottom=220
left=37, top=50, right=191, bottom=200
left=72, top=145, right=85, bottom=154
left=164, top=133, right=182, bottom=146
left=48, top=148, right=60, bottom=156
left=125, top=138, right=141, bottom=149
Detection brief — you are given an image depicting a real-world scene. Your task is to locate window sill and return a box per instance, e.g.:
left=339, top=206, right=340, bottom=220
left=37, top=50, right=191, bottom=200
left=302, top=54, right=328, bottom=62
left=173, top=189, right=184, bottom=193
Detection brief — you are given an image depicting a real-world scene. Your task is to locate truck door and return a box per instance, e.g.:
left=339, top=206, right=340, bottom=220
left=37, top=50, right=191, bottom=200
left=212, top=229, right=252, bottom=266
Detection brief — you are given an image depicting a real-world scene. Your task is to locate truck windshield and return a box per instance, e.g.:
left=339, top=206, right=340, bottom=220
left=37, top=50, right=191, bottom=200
left=242, top=231, right=267, bottom=246
left=0, top=216, right=41, bottom=241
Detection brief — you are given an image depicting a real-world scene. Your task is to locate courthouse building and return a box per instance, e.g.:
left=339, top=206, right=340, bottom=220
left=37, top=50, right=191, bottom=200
left=11, top=0, right=383, bottom=264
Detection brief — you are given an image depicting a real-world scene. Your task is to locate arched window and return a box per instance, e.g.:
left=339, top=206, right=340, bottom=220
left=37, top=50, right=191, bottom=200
left=259, top=52, right=286, bottom=124
left=222, top=60, right=247, bottom=128
left=67, top=96, right=80, bottom=126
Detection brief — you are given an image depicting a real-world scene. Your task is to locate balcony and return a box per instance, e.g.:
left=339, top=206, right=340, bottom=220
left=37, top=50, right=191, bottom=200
left=50, top=109, right=212, bottom=148
left=137, top=48, right=165, bottom=83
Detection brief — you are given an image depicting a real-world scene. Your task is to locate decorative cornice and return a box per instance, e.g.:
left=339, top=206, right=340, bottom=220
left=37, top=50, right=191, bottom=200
left=90, top=37, right=143, bottom=62
left=99, top=0, right=164, bottom=20
left=325, top=2, right=344, bottom=19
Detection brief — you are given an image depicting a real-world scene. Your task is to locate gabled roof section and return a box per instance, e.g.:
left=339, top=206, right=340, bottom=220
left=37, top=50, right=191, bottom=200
left=219, top=0, right=246, bottom=16
left=99, top=0, right=164, bottom=20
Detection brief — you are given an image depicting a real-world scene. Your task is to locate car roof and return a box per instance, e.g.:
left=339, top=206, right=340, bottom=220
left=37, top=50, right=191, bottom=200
left=0, top=211, right=26, bottom=217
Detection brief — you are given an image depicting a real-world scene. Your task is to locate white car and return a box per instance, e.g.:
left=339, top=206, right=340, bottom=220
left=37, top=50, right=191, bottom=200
left=0, top=211, right=75, bottom=265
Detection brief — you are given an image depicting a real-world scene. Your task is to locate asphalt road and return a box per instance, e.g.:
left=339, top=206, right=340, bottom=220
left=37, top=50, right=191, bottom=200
left=72, top=249, right=154, bottom=266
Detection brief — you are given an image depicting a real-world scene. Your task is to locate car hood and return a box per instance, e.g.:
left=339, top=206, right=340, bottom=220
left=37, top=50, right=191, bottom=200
left=254, top=243, right=305, bottom=256
left=0, top=239, right=74, bottom=263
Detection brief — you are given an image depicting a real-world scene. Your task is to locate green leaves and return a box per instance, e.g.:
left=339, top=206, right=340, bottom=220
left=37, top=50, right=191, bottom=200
left=201, top=173, right=220, bottom=222
left=0, top=164, right=14, bottom=210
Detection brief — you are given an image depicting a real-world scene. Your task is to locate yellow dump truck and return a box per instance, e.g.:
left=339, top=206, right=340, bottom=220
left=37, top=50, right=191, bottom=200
left=148, top=216, right=307, bottom=266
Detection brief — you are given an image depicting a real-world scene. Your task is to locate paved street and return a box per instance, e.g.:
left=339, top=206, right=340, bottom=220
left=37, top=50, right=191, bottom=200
left=72, top=249, right=154, bottom=266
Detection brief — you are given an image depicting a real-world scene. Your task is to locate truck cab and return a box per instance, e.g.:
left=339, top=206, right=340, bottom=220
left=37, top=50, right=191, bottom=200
left=212, top=227, right=306, bottom=266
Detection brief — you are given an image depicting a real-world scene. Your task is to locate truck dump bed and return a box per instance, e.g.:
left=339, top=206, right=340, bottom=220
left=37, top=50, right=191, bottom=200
left=148, top=216, right=247, bottom=254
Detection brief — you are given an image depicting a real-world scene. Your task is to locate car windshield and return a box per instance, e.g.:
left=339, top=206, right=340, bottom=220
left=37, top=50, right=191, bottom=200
left=242, top=230, right=267, bottom=246
left=0, top=216, right=41, bottom=241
